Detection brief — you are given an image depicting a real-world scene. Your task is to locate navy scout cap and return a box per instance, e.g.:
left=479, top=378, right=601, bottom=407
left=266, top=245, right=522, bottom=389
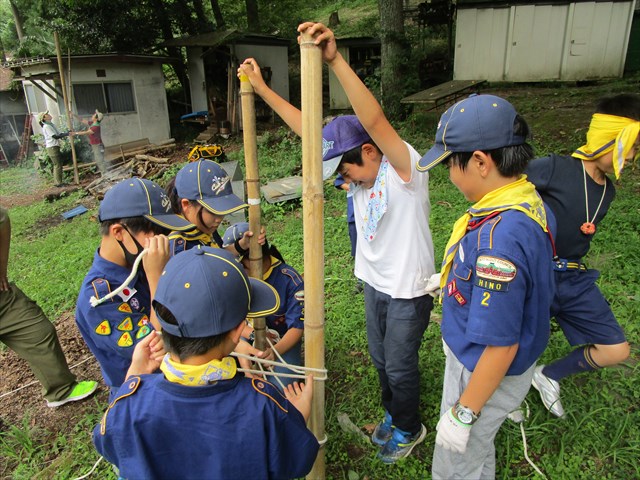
left=175, top=159, right=247, bottom=215
left=322, top=115, right=372, bottom=180
left=98, top=177, right=192, bottom=231
left=418, top=94, right=526, bottom=172
left=154, top=246, right=280, bottom=338
left=221, top=222, right=249, bottom=248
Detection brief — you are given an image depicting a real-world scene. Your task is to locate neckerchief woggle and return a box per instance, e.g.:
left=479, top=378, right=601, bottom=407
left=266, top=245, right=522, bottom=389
left=439, top=175, right=549, bottom=299
left=572, top=113, right=640, bottom=179
left=160, top=353, right=236, bottom=386
left=359, top=158, right=389, bottom=242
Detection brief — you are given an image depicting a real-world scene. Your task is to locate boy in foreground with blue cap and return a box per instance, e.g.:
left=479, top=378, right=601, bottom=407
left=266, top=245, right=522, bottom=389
left=417, top=94, right=556, bottom=479
left=76, top=178, right=193, bottom=401
left=239, top=21, right=436, bottom=463
left=93, top=247, right=319, bottom=479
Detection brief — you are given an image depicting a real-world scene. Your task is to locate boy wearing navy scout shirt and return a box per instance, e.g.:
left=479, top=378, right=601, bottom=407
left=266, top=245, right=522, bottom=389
left=527, top=94, right=639, bottom=419
left=418, top=95, right=556, bottom=479
left=76, top=178, right=192, bottom=401
left=93, top=247, right=319, bottom=480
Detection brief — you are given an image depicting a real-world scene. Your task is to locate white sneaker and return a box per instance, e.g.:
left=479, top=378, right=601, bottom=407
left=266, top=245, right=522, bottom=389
left=532, top=366, right=565, bottom=418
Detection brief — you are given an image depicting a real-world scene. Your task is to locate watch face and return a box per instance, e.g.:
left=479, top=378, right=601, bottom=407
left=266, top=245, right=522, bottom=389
left=457, top=409, right=473, bottom=424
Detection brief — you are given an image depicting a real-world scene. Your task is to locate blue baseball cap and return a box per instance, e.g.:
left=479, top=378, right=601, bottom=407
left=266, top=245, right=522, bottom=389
left=154, top=247, right=280, bottom=338
left=417, top=94, right=526, bottom=171
left=98, top=178, right=192, bottom=231
left=322, top=115, right=372, bottom=180
left=175, top=160, right=247, bottom=215
left=221, top=222, right=249, bottom=248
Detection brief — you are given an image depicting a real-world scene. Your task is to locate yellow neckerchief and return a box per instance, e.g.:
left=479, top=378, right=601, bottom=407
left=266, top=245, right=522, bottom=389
left=160, top=353, right=236, bottom=386
left=572, top=113, right=640, bottom=179
left=261, top=256, right=282, bottom=280
left=168, top=228, right=214, bottom=246
left=439, top=175, right=548, bottom=297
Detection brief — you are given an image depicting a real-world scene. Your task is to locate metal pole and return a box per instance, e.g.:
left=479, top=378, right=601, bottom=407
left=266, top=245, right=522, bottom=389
left=300, top=29, right=326, bottom=480
left=53, top=31, right=79, bottom=184
left=239, top=72, right=266, bottom=351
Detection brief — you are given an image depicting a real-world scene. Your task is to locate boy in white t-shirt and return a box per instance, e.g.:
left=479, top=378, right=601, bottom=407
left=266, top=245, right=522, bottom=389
left=238, top=21, right=436, bottom=463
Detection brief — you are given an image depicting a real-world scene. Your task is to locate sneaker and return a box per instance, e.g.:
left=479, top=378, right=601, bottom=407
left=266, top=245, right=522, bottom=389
left=46, top=381, right=98, bottom=408
left=377, top=423, right=427, bottom=464
left=371, top=411, right=394, bottom=446
left=531, top=365, right=565, bottom=418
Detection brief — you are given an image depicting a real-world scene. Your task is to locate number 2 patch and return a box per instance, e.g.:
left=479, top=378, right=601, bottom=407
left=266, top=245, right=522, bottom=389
left=480, top=291, right=491, bottom=307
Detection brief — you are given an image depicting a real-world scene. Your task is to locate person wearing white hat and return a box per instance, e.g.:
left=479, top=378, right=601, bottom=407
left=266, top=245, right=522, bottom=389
left=37, top=111, right=67, bottom=186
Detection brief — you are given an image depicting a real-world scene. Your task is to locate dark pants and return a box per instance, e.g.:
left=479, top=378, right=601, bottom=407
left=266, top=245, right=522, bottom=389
left=364, top=283, right=433, bottom=434
left=0, top=284, right=76, bottom=401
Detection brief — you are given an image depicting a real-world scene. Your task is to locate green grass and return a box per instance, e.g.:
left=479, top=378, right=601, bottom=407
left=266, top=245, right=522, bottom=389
left=2, top=76, right=640, bottom=479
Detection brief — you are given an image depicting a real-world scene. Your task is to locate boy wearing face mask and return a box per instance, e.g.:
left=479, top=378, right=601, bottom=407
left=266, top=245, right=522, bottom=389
left=75, top=178, right=193, bottom=401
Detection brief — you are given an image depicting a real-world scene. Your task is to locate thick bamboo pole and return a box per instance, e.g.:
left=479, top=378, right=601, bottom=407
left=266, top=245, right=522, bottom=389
left=300, top=30, right=326, bottom=479
left=53, top=31, right=79, bottom=185
left=239, top=74, right=266, bottom=351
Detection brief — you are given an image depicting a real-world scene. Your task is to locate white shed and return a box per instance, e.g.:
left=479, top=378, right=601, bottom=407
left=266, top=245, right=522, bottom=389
left=5, top=54, right=173, bottom=146
left=454, top=0, right=637, bottom=82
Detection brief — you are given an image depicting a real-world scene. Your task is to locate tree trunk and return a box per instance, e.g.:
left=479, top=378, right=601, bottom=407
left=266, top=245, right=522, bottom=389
left=377, top=0, right=406, bottom=119
left=245, top=0, right=260, bottom=32
left=148, top=0, right=190, bottom=100
left=9, top=0, right=25, bottom=42
left=209, top=0, right=225, bottom=29
left=192, top=0, right=212, bottom=32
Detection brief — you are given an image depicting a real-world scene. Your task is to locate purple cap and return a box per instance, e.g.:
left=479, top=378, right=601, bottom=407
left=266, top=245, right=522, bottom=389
left=322, top=115, right=372, bottom=180
left=418, top=94, right=526, bottom=171
left=154, top=247, right=280, bottom=338
left=175, top=160, right=247, bottom=215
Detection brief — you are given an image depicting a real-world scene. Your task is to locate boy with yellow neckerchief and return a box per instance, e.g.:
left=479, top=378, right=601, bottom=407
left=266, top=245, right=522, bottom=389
left=417, top=94, right=556, bottom=479
left=93, top=247, right=319, bottom=479
left=527, top=94, right=640, bottom=419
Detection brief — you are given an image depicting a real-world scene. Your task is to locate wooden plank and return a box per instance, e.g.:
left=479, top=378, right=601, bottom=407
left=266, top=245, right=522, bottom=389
left=400, top=79, right=486, bottom=105
left=104, top=138, right=150, bottom=160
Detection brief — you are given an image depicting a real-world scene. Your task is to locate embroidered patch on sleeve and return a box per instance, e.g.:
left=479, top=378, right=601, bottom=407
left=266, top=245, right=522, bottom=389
left=475, top=277, right=510, bottom=292
left=118, top=303, right=132, bottom=313
left=95, top=320, right=111, bottom=336
left=475, top=256, right=517, bottom=282
left=136, top=325, right=152, bottom=339
left=117, top=317, right=134, bottom=332
left=137, top=315, right=150, bottom=327
left=453, top=291, right=467, bottom=306
left=117, top=332, right=134, bottom=347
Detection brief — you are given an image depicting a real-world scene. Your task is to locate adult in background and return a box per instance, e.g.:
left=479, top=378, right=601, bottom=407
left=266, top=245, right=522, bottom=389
left=37, top=111, right=68, bottom=187
left=0, top=205, right=98, bottom=407
left=71, top=110, right=108, bottom=176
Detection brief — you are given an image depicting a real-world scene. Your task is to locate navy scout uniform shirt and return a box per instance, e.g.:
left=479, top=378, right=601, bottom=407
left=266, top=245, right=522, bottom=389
left=441, top=209, right=556, bottom=375
left=93, top=374, right=320, bottom=479
left=264, top=259, right=304, bottom=338
left=76, top=250, right=153, bottom=394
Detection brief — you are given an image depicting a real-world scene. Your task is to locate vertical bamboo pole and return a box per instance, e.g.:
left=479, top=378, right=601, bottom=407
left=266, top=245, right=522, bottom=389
left=239, top=73, right=266, bottom=351
left=300, top=30, right=326, bottom=479
left=53, top=31, right=79, bottom=185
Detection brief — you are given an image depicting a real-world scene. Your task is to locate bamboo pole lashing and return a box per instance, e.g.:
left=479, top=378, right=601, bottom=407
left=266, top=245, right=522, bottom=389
left=53, top=31, right=79, bottom=185
left=300, top=30, right=326, bottom=480
left=239, top=72, right=266, bottom=352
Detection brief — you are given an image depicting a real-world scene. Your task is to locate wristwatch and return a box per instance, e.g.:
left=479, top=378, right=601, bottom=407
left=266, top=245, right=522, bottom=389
left=454, top=401, right=480, bottom=425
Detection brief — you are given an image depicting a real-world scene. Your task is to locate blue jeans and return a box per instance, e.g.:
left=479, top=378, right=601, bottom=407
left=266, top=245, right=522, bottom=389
left=364, top=283, right=433, bottom=434
left=274, top=340, right=302, bottom=390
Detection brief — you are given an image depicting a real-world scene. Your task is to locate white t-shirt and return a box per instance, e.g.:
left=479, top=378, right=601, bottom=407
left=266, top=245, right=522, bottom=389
left=42, top=123, right=60, bottom=148
left=352, top=143, right=436, bottom=298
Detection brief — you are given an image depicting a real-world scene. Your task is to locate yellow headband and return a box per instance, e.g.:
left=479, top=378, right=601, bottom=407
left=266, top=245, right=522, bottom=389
left=572, top=113, right=640, bottom=179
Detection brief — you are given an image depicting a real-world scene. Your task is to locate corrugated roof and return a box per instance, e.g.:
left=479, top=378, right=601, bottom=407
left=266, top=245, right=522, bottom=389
left=161, top=29, right=290, bottom=48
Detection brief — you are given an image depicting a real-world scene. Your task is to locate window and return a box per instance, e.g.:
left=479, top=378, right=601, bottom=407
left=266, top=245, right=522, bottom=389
left=24, top=84, right=43, bottom=113
left=73, top=82, right=136, bottom=115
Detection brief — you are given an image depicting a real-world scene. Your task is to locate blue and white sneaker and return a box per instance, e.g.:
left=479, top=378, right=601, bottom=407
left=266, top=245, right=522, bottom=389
left=377, top=423, right=427, bottom=464
left=371, top=411, right=394, bottom=446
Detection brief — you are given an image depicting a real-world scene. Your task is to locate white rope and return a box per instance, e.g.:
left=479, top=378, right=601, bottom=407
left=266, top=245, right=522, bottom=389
left=0, top=355, right=94, bottom=400
left=72, top=456, right=103, bottom=480
left=90, top=249, right=147, bottom=307
left=507, top=401, right=547, bottom=479
left=231, top=350, right=327, bottom=379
